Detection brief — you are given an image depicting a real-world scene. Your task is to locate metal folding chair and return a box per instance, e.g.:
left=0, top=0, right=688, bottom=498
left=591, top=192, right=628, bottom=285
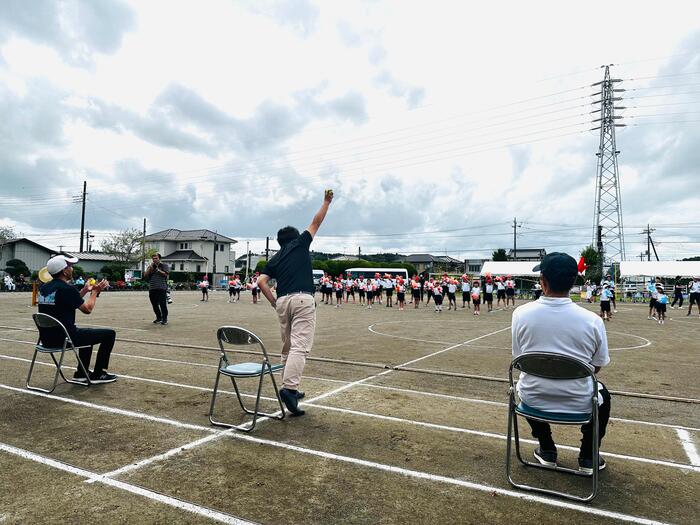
left=209, top=326, right=286, bottom=432
left=28, top=313, right=92, bottom=393
left=506, top=352, right=600, bottom=502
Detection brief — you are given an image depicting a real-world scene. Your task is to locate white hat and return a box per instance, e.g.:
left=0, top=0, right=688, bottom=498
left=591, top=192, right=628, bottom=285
left=46, top=255, right=79, bottom=275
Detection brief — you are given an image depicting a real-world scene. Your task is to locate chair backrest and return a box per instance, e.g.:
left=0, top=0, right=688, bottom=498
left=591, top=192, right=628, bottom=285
left=32, top=313, right=71, bottom=346
left=216, top=326, right=270, bottom=362
left=511, top=352, right=594, bottom=381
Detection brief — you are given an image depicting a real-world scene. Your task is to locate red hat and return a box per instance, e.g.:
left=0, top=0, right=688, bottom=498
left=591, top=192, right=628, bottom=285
left=507, top=274, right=512, bottom=278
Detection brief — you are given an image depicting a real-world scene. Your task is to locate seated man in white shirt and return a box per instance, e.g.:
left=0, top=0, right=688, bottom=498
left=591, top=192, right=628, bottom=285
left=511, top=252, right=611, bottom=474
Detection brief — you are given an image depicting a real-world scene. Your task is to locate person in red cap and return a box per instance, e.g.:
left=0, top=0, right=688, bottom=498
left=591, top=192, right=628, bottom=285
left=384, top=273, right=394, bottom=307
left=495, top=276, right=507, bottom=308
left=505, top=274, right=516, bottom=309
left=411, top=275, right=421, bottom=308
left=484, top=276, right=494, bottom=312
left=461, top=274, right=471, bottom=309
left=471, top=279, right=482, bottom=315
left=396, top=277, right=406, bottom=310
left=446, top=278, right=458, bottom=311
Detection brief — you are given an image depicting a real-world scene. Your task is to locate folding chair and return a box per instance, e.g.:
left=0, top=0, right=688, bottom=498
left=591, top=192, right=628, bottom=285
left=27, top=313, right=92, bottom=393
left=209, top=326, right=286, bottom=432
left=506, top=352, right=600, bottom=502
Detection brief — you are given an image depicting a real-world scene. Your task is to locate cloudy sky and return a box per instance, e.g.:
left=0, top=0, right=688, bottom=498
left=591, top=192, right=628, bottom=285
left=1, top=0, right=700, bottom=261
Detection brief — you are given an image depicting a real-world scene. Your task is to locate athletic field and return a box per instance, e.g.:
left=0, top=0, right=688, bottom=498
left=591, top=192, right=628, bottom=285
left=0, top=291, right=698, bottom=524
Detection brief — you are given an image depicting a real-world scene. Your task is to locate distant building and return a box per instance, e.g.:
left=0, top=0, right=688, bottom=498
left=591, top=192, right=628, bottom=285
left=235, top=251, right=279, bottom=275
left=401, top=254, right=464, bottom=274
left=66, top=252, right=120, bottom=274
left=0, top=238, right=58, bottom=275
left=465, top=258, right=489, bottom=274
left=144, top=229, right=237, bottom=279
left=507, top=248, right=547, bottom=262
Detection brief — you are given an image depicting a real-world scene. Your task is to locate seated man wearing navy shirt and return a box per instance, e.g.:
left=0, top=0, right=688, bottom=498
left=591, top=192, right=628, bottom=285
left=37, top=255, right=117, bottom=384
left=258, top=190, right=334, bottom=416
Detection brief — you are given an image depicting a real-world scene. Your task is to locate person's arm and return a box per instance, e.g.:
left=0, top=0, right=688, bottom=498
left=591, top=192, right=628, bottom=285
left=157, top=263, right=169, bottom=278
left=258, top=274, right=276, bottom=308
left=144, top=264, right=154, bottom=278
left=306, top=189, right=334, bottom=238
left=78, top=279, right=109, bottom=314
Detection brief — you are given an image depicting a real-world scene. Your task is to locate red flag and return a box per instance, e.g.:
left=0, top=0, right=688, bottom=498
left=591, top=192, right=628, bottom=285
left=577, top=256, right=587, bottom=274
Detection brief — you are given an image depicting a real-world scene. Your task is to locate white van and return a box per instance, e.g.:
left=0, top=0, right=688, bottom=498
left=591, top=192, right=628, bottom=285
left=312, top=269, right=325, bottom=288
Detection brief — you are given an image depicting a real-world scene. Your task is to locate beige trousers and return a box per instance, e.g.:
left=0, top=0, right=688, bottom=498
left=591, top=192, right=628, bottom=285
left=276, top=293, right=316, bottom=390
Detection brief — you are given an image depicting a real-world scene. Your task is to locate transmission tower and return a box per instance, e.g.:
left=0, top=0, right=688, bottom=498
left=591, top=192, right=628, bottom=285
left=591, top=65, right=626, bottom=273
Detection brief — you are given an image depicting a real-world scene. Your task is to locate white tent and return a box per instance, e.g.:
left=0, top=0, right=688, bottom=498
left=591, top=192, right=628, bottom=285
left=480, top=261, right=540, bottom=277
left=619, top=261, right=700, bottom=278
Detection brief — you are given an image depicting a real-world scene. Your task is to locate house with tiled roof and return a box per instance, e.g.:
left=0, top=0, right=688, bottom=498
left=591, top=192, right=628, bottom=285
left=144, top=229, right=238, bottom=278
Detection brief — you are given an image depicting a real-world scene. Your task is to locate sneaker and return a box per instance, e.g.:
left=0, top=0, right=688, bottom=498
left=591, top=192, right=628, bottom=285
left=89, top=371, right=118, bottom=384
left=533, top=448, right=557, bottom=467
left=161, top=319, right=168, bottom=325
left=153, top=319, right=162, bottom=324
left=578, top=456, right=606, bottom=474
left=279, top=388, right=305, bottom=416
left=72, top=371, right=89, bottom=383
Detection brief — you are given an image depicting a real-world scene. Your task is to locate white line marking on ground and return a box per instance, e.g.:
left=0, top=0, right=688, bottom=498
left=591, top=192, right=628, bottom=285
left=0, top=397, right=680, bottom=525
left=0, top=383, right=215, bottom=434
left=14, top=351, right=695, bottom=471
left=606, top=331, right=652, bottom=351
left=3, top=342, right=699, bottom=432
left=0, top=442, right=255, bottom=525
left=88, top=431, right=234, bottom=483
left=676, top=429, right=700, bottom=466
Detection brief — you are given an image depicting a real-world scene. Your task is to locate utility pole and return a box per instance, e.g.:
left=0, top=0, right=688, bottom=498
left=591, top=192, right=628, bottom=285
left=245, top=241, right=250, bottom=281
left=641, top=224, right=658, bottom=261
left=592, top=65, right=626, bottom=273
left=638, top=252, right=645, bottom=261
left=141, top=218, right=146, bottom=273
left=511, top=217, right=521, bottom=260
left=265, top=236, right=269, bottom=261
left=212, top=231, right=218, bottom=284
left=75, top=181, right=87, bottom=252
left=358, top=246, right=361, bottom=259
left=596, top=226, right=604, bottom=277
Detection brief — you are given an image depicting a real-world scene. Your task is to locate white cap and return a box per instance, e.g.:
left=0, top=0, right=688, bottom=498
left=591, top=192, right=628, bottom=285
left=46, top=255, right=79, bottom=275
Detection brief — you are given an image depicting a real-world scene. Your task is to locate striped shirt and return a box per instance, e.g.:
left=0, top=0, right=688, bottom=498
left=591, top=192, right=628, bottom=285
left=148, top=263, right=169, bottom=290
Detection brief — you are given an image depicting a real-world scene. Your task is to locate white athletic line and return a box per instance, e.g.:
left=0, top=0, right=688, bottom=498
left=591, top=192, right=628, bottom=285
left=676, top=429, right=700, bottom=466
left=0, top=383, right=216, bottom=434
left=301, top=402, right=700, bottom=473
left=80, top=323, right=147, bottom=332
left=0, top=442, right=255, bottom=525
left=605, top=331, right=652, bottom=351
left=89, top=430, right=234, bottom=483
left=3, top=347, right=699, bottom=433
left=12, top=352, right=696, bottom=471
left=0, top=390, right=680, bottom=525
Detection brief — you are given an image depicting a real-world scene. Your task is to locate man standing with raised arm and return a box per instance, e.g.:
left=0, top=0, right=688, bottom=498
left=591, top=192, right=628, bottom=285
left=258, top=190, right=334, bottom=416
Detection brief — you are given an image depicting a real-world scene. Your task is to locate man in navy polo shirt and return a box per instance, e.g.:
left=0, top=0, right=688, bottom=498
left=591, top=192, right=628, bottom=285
left=37, top=255, right=117, bottom=384
left=258, top=190, right=334, bottom=416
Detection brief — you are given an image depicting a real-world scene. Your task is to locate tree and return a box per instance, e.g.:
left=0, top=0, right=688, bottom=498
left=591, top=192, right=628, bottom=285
left=492, top=248, right=508, bottom=261
left=4, top=258, right=29, bottom=278
left=580, top=245, right=601, bottom=283
left=100, top=263, right=129, bottom=282
left=0, top=226, right=18, bottom=244
left=100, top=228, right=143, bottom=263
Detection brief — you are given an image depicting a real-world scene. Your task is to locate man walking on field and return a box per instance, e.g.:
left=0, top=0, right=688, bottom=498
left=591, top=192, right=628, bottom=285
left=258, top=189, right=334, bottom=416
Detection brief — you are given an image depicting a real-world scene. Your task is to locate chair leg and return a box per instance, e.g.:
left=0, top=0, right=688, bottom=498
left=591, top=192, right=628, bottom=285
left=208, top=370, right=222, bottom=424
left=26, top=349, right=56, bottom=393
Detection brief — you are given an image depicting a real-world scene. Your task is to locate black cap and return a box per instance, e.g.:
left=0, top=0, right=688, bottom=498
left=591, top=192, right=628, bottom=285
left=532, top=252, right=578, bottom=292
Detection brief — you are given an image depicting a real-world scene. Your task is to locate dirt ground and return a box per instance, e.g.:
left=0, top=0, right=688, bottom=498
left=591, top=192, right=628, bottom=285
left=0, top=290, right=698, bottom=524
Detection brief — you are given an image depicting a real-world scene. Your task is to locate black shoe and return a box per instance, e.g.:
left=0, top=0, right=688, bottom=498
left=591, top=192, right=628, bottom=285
left=72, top=371, right=89, bottom=383
left=161, top=319, right=168, bottom=325
left=533, top=447, right=557, bottom=467
left=578, top=456, right=606, bottom=475
left=89, top=371, right=118, bottom=384
left=153, top=319, right=162, bottom=324
left=279, top=388, right=305, bottom=416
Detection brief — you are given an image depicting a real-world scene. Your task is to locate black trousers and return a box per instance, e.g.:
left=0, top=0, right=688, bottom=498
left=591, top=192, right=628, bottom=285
left=72, top=327, right=115, bottom=375
left=671, top=292, right=683, bottom=307
left=149, top=289, right=169, bottom=320
left=526, top=385, right=611, bottom=460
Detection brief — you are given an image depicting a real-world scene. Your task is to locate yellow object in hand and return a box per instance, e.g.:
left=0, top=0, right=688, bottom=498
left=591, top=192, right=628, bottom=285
left=88, top=278, right=96, bottom=286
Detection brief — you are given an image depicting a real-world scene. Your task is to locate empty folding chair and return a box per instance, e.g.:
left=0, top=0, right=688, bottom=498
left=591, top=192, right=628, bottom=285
left=506, top=352, right=601, bottom=502
left=28, top=313, right=92, bottom=393
left=209, top=326, right=286, bottom=432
